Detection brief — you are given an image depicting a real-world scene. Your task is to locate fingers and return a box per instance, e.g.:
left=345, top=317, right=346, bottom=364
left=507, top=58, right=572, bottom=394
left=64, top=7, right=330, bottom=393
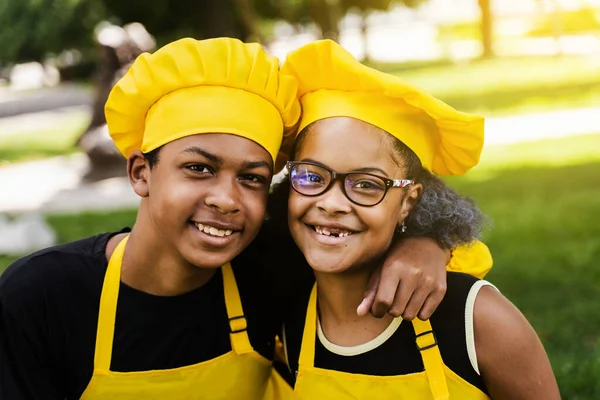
left=388, top=274, right=446, bottom=321
left=417, top=285, right=446, bottom=320
left=358, top=267, right=381, bottom=316
left=369, top=267, right=404, bottom=318
left=386, top=276, right=417, bottom=318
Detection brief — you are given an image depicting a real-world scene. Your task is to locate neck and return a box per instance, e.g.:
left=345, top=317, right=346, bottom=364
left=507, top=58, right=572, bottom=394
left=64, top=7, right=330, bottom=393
left=107, top=210, right=217, bottom=296
left=314, top=267, right=395, bottom=346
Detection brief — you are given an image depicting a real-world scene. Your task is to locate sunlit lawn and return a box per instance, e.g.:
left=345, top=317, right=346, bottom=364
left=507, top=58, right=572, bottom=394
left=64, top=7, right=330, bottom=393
left=381, top=54, right=600, bottom=117
left=1, top=55, right=598, bottom=163
left=0, top=108, right=89, bottom=164
left=1, top=133, right=599, bottom=398
left=446, top=133, right=600, bottom=399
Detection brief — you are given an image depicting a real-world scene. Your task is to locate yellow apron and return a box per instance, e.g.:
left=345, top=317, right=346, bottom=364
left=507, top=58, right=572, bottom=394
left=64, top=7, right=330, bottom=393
left=81, top=235, right=287, bottom=400
left=294, top=285, right=491, bottom=400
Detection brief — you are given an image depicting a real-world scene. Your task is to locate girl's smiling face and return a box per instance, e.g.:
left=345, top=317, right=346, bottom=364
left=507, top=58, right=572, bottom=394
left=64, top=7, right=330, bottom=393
left=288, top=117, right=421, bottom=274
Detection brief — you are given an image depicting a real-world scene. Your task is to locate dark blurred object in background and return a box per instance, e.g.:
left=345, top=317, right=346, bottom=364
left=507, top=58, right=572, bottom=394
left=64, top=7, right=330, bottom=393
left=77, top=22, right=155, bottom=182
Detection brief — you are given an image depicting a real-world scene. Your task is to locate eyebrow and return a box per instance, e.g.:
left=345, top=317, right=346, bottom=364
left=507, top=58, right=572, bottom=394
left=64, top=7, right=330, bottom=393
left=301, top=158, right=389, bottom=177
left=182, top=146, right=222, bottom=164
left=182, top=146, right=272, bottom=172
left=243, top=160, right=272, bottom=173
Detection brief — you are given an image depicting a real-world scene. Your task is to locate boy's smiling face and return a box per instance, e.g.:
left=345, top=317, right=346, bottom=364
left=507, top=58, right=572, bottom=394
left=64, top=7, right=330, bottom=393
left=138, top=133, right=273, bottom=269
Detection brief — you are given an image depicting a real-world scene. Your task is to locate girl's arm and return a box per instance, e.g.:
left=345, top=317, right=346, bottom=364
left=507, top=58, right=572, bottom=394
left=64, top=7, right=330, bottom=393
left=475, top=286, right=561, bottom=399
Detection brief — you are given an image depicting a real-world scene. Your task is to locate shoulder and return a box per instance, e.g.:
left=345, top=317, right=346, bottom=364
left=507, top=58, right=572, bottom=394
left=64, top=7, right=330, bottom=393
left=472, top=285, right=534, bottom=353
left=0, top=233, right=117, bottom=312
left=472, top=286, right=561, bottom=397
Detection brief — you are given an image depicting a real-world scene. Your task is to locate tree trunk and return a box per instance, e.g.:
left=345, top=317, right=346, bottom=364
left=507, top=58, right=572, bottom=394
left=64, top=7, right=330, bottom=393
left=198, top=0, right=246, bottom=40
left=478, top=0, right=494, bottom=58
left=234, top=0, right=265, bottom=43
left=361, top=11, right=370, bottom=63
left=309, top=0, right=341, bottom=41
left=549, top=0, right=564, bottom=55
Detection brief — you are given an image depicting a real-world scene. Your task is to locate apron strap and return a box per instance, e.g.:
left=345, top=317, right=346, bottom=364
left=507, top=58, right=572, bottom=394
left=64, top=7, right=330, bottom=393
left=298, top=284, right=318, bottom=369
left=94, top=235, right=129, bottom=370
left=221, top=263, right=254, bottom=355
left=413, top=318, right=450, bottom=400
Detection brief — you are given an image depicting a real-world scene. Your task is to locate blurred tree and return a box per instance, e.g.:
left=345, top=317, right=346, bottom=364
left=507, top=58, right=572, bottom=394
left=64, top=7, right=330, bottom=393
left=259, top=0, right=425, bottom=57
left=0, top=0, right=259, bottom=64
left=101, top=0, right=260, bottom=45
left=0, top=0, right=105, bottom=63
left=347, top=0, right=424, bottom=62
left=535, top=0, right=565, bottom=55
left=478, top=0, right=493, bottom=58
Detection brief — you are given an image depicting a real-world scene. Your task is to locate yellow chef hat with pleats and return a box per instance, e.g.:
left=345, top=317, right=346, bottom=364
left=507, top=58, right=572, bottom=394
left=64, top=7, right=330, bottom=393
left=105, top=37, right=300, bottom=163
left=280, top=40, right=484, bottom=176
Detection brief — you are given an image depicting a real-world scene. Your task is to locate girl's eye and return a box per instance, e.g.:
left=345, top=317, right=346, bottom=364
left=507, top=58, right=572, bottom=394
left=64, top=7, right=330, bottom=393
left=352, top=179, right=384, bottom=192
left=296, top=172, right=325, bottom=186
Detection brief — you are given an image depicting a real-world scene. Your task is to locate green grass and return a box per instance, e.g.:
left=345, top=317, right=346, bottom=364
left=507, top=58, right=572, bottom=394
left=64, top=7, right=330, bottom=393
left=1, top=134, right=599, bottom=397
left=437, top=8, right=600, bottom=40
left=0, top=109, right=89, bottom=164
left=383, top=55, right=600, bottom=117
left=443, top=133, right=600, bottom=399
left=0, top=209, right=137, bottom=271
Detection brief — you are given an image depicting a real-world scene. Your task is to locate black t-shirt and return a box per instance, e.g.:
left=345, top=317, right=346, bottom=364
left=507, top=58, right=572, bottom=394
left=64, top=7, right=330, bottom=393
left=0, top=226, right=312, bottom=400
left=282, top=272, right=488, bottom=394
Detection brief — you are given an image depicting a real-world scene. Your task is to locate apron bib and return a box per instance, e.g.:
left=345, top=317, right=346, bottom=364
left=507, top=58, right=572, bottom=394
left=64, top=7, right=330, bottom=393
left=294, top=285, right=491, bottom=400
left=81, top=235, right=289, bottom=400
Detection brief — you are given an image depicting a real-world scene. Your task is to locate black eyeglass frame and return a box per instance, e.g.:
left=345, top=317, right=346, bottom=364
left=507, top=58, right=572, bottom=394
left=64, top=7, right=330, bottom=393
left=286, top=161, right=414, bottom=207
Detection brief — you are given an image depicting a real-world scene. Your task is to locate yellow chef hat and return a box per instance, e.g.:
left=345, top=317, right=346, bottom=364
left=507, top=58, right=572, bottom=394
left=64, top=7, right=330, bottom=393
left=105, top=37, right=301, bottom=163
left=280, top=40, right=484, bottom=176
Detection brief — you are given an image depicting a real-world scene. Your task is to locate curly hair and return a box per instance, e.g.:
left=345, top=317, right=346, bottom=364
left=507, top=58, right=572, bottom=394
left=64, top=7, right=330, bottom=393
left=268, top=121, right=487, bottom=249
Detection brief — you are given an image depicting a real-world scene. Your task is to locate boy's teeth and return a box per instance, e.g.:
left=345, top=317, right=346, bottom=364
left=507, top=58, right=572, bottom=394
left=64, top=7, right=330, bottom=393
left=195, top=223, right=233, bottom=237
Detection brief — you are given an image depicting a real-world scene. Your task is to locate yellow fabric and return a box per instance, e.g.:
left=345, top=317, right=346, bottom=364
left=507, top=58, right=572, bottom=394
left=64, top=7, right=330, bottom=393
left=105, top=37, right=301, bottom=163
left=447, top=240, right=493, bottom=279
left=280, top=40, right=484, bottom=176
left=80, top=235, right=290, bottom=400
left=294, top=284, right=491, bottom=400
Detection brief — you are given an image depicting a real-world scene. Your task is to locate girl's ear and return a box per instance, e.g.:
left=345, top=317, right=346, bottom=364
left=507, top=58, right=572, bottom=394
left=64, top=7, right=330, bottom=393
left=128, top=150, right=150, bottom=198
left=398, top=183, right=423, bottom=225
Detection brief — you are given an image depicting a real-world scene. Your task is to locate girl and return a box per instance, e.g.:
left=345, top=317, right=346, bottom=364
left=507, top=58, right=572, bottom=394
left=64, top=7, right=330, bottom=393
left=276, top=40, right=561, bottom=399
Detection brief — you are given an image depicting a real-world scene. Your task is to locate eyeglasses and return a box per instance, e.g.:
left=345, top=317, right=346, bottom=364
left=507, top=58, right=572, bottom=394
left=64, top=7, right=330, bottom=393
left=286, top=161, right=413, bottom=207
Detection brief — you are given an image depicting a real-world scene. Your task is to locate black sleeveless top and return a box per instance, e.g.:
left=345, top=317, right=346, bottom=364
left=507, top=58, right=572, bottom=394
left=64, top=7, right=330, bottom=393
left=282, top=271, right=488, bottom=394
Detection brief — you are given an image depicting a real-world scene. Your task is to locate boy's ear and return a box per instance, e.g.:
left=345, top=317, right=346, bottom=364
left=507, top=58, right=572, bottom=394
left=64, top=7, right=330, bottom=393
left=128, top=150, right=150, bottom=198
left=398, top=183, right=423, bottom=225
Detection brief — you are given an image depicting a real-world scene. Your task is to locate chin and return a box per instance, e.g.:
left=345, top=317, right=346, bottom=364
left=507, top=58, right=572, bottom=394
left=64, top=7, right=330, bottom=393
left=305, top=253, right=352, bottom=274
left=184, top=248, right=237, bottom=269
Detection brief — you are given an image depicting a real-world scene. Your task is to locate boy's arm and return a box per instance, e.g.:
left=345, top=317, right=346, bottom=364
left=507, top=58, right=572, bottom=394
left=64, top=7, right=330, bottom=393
left=0, top=264, right=64, bottom=400
left=360, top=237, right=493, bottom=320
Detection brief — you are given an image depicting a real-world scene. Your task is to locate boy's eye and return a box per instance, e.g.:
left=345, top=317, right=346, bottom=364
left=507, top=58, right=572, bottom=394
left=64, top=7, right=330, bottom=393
left=186, top=164, right=212, bottom=173
left=239, top=174, right=268, bottom=185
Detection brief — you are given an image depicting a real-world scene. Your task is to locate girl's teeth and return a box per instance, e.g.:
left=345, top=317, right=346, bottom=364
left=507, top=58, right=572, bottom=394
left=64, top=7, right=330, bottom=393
left=314, top=226, right=351, bottom=237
